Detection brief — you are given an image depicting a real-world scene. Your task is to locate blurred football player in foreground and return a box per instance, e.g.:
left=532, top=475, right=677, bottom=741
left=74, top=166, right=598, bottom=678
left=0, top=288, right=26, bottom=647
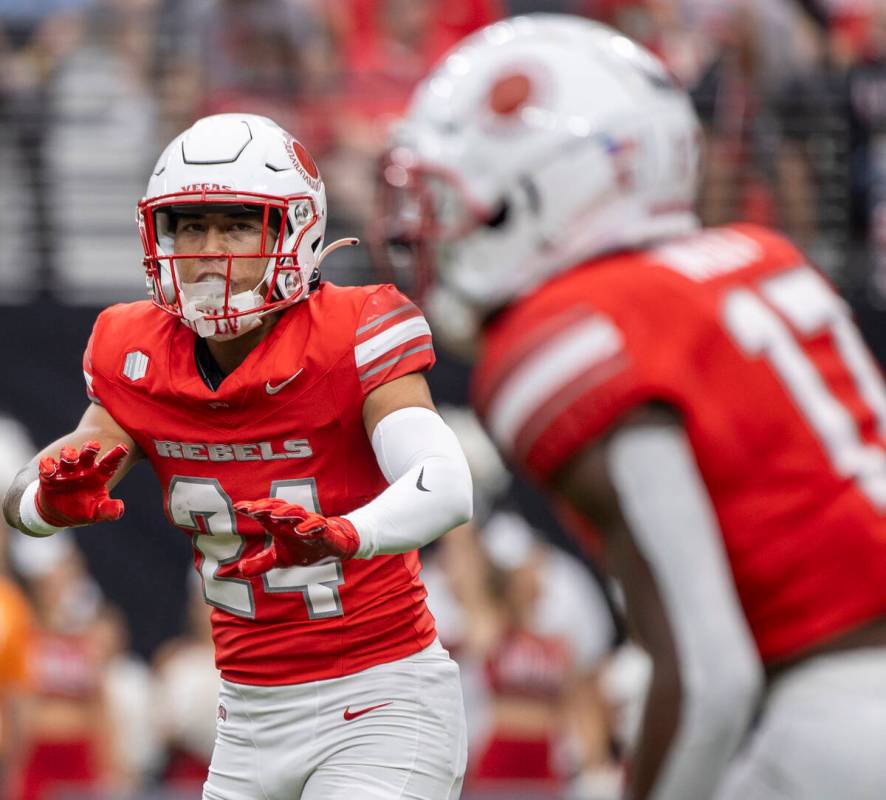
left=3, top=113, right=472, bottom=799
left=377, top=14, right=886, bottom=800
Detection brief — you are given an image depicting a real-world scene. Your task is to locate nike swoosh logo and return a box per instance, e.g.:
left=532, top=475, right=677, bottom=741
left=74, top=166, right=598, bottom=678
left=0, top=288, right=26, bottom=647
left=416, top=466, right=430, bottom=492
left=265, top=368, right=303, bottom=395
left=343, top=701, right=392, bottom=721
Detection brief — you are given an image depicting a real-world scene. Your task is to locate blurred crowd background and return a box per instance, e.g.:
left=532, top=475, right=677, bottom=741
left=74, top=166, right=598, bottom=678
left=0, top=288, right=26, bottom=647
left=1, top=0, right=885, bottom=798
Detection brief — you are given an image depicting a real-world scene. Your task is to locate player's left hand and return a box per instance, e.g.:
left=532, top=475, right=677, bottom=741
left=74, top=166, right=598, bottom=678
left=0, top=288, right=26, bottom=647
left=233, top=498, right=360, bottom=575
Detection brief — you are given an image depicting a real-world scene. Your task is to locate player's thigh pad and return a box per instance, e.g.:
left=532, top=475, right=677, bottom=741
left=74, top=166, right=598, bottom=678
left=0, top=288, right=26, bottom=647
left=303, top=638, right=467, bottom=800
left=715, top=648, right=886, bottom=800
left=203, top=640, right=467, bottom=800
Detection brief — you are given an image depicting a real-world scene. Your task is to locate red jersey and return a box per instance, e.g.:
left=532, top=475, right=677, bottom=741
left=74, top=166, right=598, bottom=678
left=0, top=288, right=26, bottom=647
left=84, top=282, right=438, bottom=685
left=474, top=224, right=886, bottom=665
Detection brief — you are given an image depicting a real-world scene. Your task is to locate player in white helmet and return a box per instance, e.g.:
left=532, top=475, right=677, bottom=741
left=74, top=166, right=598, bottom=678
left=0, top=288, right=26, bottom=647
left=4, top=113, right=473, bottom=799
left=139, top=114, right=357, bottom=340
left=376, top=14, right=698, bottom=352
left=378, top=15, right=886, bottom=800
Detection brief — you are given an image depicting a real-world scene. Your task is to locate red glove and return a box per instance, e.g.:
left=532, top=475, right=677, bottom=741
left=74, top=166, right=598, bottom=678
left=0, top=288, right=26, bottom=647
left=36, top=441, right=128, bottom=527
left=233, top=498, right=360, bottom=576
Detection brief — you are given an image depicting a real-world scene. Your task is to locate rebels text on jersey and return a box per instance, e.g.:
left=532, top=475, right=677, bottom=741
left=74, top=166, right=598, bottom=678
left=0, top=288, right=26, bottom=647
left=83, top=283, right=437, bottom=685
left=474, top=224, right=886, bottom=665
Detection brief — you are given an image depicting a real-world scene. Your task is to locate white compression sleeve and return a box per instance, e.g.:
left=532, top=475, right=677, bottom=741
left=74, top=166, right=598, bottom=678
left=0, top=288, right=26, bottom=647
left=345, top=407, right=473, bottom=559
left=607, top=424, right=763, bottom=800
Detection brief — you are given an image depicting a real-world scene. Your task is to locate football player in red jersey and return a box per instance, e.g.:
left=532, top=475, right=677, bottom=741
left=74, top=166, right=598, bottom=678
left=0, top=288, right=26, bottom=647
left=2, top=113, right=473, bottom=800
left=377, top=14, right=886, bottom=800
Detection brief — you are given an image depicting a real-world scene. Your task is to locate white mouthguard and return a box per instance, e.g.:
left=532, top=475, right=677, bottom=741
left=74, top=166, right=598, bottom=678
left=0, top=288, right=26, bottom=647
left=180, top=280, right=264, bottom=340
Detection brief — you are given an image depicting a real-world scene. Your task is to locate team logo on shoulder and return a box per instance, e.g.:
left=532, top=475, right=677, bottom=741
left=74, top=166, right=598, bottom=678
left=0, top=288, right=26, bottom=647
left=123, top=351, right=149, bottom=382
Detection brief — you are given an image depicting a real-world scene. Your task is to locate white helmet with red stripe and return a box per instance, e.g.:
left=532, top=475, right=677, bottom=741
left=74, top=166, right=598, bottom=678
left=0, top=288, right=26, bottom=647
left=138, top=113, right=355, bottom=339
left=376, top=15, right=700, bottom=345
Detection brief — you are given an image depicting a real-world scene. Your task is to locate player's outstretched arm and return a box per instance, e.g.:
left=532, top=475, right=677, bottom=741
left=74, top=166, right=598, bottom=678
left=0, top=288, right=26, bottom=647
left=556, top=406, right=763, bottom=800
left=234, top=373, right=473, bottom=572
left=2, top=403, right=143, bottom=537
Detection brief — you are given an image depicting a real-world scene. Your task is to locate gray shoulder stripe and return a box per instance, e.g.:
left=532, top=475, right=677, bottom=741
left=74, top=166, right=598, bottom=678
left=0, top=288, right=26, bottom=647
left=359, top=343, right=433, bottom=381
left=355, top=303, right=415, bottom=336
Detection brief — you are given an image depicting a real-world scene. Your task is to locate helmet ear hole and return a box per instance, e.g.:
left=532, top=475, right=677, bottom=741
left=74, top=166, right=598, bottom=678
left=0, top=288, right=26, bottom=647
left=484, top=201, right=510, bottom=229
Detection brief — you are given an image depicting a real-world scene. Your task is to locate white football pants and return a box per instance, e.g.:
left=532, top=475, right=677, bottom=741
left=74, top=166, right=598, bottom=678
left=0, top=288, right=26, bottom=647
left=203, top=639, right=467, bottom=800
left=715, top=647, right=886, bottom=800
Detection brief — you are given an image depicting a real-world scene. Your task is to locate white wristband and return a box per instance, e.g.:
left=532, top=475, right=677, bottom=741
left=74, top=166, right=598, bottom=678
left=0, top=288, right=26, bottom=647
left=18, top=480, right=64, bottom=537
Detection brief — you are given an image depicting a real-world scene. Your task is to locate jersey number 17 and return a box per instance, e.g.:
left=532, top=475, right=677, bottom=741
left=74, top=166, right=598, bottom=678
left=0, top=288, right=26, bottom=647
left=724, top=266, right=886, bottom=510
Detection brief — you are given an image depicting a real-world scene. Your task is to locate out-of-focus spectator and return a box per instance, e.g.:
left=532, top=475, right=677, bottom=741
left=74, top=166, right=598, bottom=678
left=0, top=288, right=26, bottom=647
left=688, top=2, right=817, bottom=231
left=473, top=513, right=618, bottom=794
left=89, top=603, right=158, bottom=790
left=0, top=416, right=36, bottom=797
left=151, top=574, right=220, bottom=790
left=331, top=0, right=502, bottom=121
left=772, top=1, right=886, bottom=292
left=826, top=0, right=874, bottom=66
left=842, top=4, right=886, bottom=300
left=0, top=529, right=32, bottom=797
left=594, top=0, right=718, bottom=87
left=323, top=0, right=502, bottom=246
left=45, top=0, right=161, bottom=304
left=422, top=523, right=495, bottom=756
left=155, top=0, right=332, bottom=147
left=0, top=0, right=91, bottom=300
left=424, top=512, right=620, bottom=797
left=11, top=540, right=116, bottom=800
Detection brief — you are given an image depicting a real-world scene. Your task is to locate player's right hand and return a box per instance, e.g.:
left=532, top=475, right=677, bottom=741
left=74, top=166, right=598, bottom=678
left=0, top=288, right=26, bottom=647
left=35, top=441, right=128, bottom=527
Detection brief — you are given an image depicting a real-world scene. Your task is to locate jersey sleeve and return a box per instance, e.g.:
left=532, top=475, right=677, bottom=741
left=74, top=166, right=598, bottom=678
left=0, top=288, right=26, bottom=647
left=353, top=285, right=435, bottom=396
left=82, top=305, right=127, bottom=407
left=82, top=308, right=120, bottom=406
left=473, top=287, right=678, bottom=482
left=83, top=323, right=101, bottom=404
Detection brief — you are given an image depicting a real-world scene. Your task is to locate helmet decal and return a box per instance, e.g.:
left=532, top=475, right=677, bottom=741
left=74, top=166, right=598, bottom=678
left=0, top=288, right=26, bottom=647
left=488, top=73, right=533, bottom=116
left=284, top=134, right=322, bottom=191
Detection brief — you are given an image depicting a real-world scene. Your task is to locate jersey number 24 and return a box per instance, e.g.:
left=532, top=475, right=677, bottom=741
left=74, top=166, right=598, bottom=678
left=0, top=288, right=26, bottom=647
left=168, top=477, right=344, bottom=620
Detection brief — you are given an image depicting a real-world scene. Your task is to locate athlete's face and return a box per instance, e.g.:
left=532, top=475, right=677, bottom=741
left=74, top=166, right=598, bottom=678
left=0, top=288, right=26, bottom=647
left=173, top=210, right=278, bottom=294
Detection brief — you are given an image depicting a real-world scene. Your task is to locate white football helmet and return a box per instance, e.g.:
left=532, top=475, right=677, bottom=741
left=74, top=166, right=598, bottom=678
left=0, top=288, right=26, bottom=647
left=376, top=15, right=701, bottom=345
left=138, top=113, right=355, bottom=339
